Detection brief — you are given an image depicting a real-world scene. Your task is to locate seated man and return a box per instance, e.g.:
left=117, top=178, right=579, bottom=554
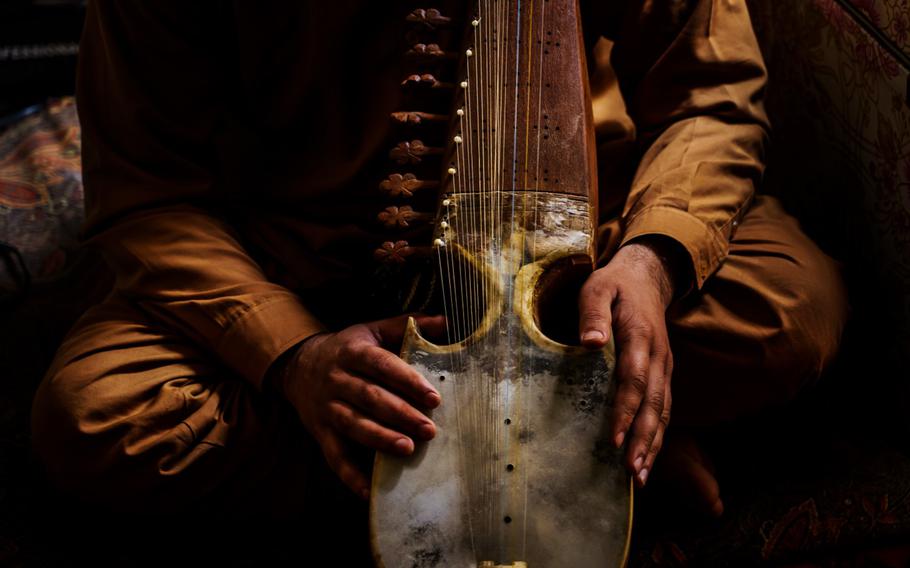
left=32, top=0, right=846, bottom=539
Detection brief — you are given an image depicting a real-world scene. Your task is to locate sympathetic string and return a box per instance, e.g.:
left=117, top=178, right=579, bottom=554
left=433, top=0, right=549, bottom=559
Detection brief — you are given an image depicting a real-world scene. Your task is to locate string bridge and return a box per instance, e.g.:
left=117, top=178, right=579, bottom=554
left=479, top=562, right=528, bottom=568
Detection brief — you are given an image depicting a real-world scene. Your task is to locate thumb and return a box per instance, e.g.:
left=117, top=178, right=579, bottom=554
left=413, top=314, right=447, bottom=342
left=366, top=313, right=446, bottom=349
left=578, top=276, right=613, bottom=348
left=365, top=314, right=411, bottom=349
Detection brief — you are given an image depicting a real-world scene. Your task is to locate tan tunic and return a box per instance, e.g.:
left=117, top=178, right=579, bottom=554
left=75, top=0, right=770, bottom=387
left=30, top=0, right=847, bottom=514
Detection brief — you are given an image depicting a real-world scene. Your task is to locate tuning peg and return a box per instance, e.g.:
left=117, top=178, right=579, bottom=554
left=379, top=173, right=439, bottom=197
left=389, top=140, right=443, bottom=164
left=406, top=8, right=453, bottom=29
left=377, top=205, right=434, bottom=229
left=401, top=73, right=453, bottom=90
left=390, top=111, right=449, bottom=125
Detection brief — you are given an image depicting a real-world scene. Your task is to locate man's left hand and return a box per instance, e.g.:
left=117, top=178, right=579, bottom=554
left=578, top=240, right=680, bottom=488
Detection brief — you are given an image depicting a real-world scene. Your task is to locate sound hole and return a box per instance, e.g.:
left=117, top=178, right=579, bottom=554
left=534, top=255, right=593, bottom=346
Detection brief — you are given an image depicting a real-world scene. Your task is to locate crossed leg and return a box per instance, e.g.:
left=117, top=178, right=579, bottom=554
left=31, top=196, right=846, bottom=521
left=657, top=195, right=848, bottom=514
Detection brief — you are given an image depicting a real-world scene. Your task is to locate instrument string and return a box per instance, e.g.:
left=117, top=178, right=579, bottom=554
left=480, top=2, right=491, bottom=350
left=510, top=0, right=533, bottom=560
left=482, top=2, right=495, bottom=547
left=466, top=16, right=480, bottom=343
left=487, top=0, right=496, bottom=548
left=461, top=0, right=481, bottom=348
left=518, top=0, right=538, bottom=557
left=484, top=0, right=494, bottom=547
left=522, top=0, right=547, bottom=558
left=440, top=38, right=474, bottom=555
left=488, top=0, right=500, bottom=550
left=470, top=1, right=482, bottom=551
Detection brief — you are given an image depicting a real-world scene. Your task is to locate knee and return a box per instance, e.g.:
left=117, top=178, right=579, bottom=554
left=764, top=248, right=849, bottom=395
left=31, top=358, right=114, bottom=498
left=31, top=353, right=200, bottom=510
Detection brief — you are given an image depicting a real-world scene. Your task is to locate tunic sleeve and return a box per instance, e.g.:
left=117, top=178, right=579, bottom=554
left=602, top=0, right=770, bottom=289
left=77, top=1, right=324, bottom=387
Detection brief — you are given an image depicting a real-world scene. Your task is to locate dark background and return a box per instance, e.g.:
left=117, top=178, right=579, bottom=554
left=1, top=1, right=910, bottom=566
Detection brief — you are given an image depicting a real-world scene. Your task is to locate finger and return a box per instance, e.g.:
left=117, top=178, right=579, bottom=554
left=334, top=371, right=436, bottom=441
left=628, top=355, right=669, bottom=485
left=328, top=400, right=417, bottom=456
left=343, top=344, right=441, bottom=408
left=413, top=314, right=447, bottom=342
left=318, top=428, right=370, bottom=499
left=578, top=274, right=614, bottom=348
left=612, top=332, right=650, bottom=448
left=641, top=382, right=672, bottom=484
left=364, top=313, right=429, bottom=350
left=643, top=351, right=673, bottom=474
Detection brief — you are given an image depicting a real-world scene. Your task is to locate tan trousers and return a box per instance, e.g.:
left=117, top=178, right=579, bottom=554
left=31, top=196, right=847, bottom=514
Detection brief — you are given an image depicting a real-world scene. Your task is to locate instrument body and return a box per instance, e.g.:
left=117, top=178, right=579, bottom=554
left=371, top=1, right=631, bottom=565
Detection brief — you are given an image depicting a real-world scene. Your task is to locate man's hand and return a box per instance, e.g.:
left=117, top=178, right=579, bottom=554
left=578, top=240, right=681, bottom=488
left=274, top=314, right=446, bottom=499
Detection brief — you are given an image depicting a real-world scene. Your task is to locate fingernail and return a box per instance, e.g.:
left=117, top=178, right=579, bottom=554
left=394, top=438, right=414, bottom=454
left=615, top=431, right=625, bottom=448
left=360, top=488, right=370, bottom=500
left=418, top=423, right=436, bottom=440
left=425, top=391, right=441, bottom=408
left=582, top=330, right=605, bottom=343
left=638, top=468, right=649, bottom=486
left=633, top=456, right=644, bottom=472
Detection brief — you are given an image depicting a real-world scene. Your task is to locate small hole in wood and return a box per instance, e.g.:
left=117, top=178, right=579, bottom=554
left=504, top=418, right=512, bottom=425
left=504, top=516, right=512, bottom=524
left=506, top=464, right=515, bottom=472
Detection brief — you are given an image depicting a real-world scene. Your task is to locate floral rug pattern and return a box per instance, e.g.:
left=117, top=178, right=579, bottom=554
left=853, top=0, right=910, bottom=54
left=0, top=97, right=83, bottom=293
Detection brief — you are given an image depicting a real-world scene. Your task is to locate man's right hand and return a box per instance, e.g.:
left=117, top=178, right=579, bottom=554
left=274, top=314, right=446, bottom=499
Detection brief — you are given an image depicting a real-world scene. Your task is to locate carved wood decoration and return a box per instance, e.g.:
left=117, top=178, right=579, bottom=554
left=371, top=2, right=631, bottom=566
left=379, top=173, right=440, bottom=198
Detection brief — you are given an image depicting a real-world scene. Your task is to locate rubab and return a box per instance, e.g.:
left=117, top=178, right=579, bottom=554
left=371, top=1, right=632, bottom=565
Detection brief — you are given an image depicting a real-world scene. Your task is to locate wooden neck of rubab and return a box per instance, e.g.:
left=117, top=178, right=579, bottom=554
left=431, top=0, right=598, bottom=343
left=441, top=0, right=597, bottom=199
